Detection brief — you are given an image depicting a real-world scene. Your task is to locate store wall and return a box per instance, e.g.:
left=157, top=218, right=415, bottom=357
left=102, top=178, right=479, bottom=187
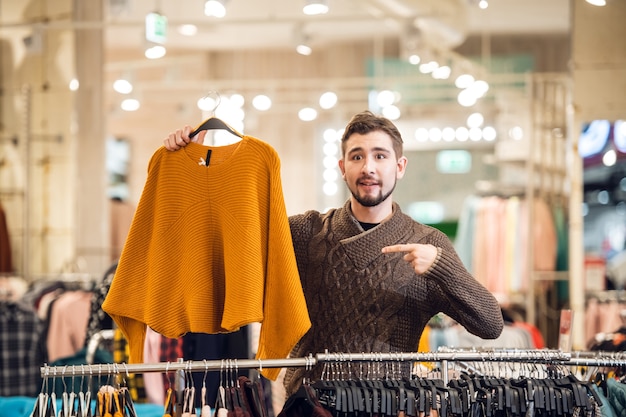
left=570, top=0, right=626, bottom=349
left=0, top=0, right=79, bottom=277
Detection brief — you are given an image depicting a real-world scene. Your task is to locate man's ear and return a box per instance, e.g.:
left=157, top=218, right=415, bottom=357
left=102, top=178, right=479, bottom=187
left=396, top=156, right=408, bottom=179
left=338, top=158, right=346, bottom=179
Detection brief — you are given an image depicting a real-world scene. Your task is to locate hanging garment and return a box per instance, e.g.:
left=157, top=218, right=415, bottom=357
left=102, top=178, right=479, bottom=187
left=0, top=202, right=13, bottom=273
left=83, top=262, right=117, bottom=349
left=183, top=329, right=250, bottom=408
left=0, top=299, right=46, bottom=396
left=103, top=137, right=311, bottom=380
left=109, top=198, right=135, bottom=262
left=46, top=290, right=93, bottom=362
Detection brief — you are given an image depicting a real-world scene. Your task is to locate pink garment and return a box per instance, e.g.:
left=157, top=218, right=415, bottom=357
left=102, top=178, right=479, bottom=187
left=37, top=289, right=62, bottom=320
left=474, top=196, right=507, bottom=295
left=46, top=290, right=93, bottom=362
left=585, top=297, right=600, bottom=346
left=472, top=197, right=495, bottom=288
left=143, top=327, right=165, bottom=404
left=532, top=199, right=558, bottom=271
left=110, top=199, right=135, bottom=262
left=600, top=300, right=622, bottom=334
left=469, top=196, right=557, bottom=296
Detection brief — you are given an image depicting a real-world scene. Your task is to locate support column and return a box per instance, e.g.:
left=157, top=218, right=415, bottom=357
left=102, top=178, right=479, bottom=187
left=73, top=0, right=109, bottom=275
left=570, top=0, right=626, bottom=349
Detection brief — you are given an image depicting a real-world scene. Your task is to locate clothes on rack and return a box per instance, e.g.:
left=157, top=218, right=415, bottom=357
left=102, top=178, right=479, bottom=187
left=183, top=329, right=252, bottom=408
left=454, top=195, right=562, bottom=297
left=0, top=299, right=46, bottom=397
left=0, top=201, right=13, bottom=273
left=281, top=373, right=605, bottom=417
left=35, top=349, right=626, bottom=417
left=103, top=137, right=311, bottom=381
left=109, top=197, right=135, bottom=262
left=0, top=275, right=28, bottom=300
left=45, top=289, right=92, bottom=362
left=585, top=292, right=626, bottom=347
left=428, top=308, right=545, bottom=351
left=83, top=261, right=117, bottom=349
left=112, top=328, right=148, bottom=402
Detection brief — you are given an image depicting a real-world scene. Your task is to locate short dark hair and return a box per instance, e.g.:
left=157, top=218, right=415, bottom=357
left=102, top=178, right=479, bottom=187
left=341, top=110, right=404, bottom=159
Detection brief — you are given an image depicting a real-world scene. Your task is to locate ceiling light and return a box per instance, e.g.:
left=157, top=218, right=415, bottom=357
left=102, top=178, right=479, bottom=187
left=428, top=128, right=442, bottom=142
left=382, top=105, right=401, bottom=120
left=468, top=80, right=489, bottom=98
left=467, top=112, right=484, bottom=128
left=469, top=127, right=482, bottom=141
left=482, top=126, right=497, bottom=141
left=319, top=91, right=338, bottom=109
left=419, top=61, right=438, bottom=74
left=442, top=127, right=456, bottom=142
left=432, top=65, right=451, bottom=80
left=455, top=73, right=475, bottom=89
left=296, top=43, right=312, bottom=56
left=145, top=44, right=166, bottom=59
left=113, top=79, right=133, bottom=94
left=408, top=54, right=421, bottom=65
left=376, top=90, right=396, bottom=107
left=121, top=98, right=140, bottom=112
left=478, top=0, right=488, bottom=9
left=585, top=0, right=606, bottom=5
left=294, top=25, right=312, bottom=55
left=457, top=89, right=477, bottom=107
left=298, top=107, right=318, bottom=121
left=69, top=78, right=79, bottom=91
left=252, top=95, right=272, bottom=111
left=415, top=128, right=429, bottom=142
left=205, top=0, right=228, bottom=18
left=455, top=127, right=469, bottom=142
left=178, top=24, right=198, bottom=36
left=303, top=0, right=329, bottom=15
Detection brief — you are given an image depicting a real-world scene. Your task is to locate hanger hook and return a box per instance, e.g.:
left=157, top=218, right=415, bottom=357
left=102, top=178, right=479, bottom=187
left=165, top=361, right=172, bottom=390
left=203, top=360, right=208, bottom=388
left=201, top=90, right=221, bottom=115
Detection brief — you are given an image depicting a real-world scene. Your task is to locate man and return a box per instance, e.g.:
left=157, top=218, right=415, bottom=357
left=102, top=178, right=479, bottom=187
left=164, top=110, right=504, bottom=395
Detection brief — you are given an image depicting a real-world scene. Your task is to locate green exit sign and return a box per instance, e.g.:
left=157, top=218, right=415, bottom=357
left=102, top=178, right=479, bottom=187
left=145, top=12, right=167, bottom=44
left=436, top=150, right=471, bottom=174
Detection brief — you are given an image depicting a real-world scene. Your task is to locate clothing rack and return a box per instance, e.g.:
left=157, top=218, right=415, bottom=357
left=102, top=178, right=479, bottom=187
left=40, top=349, right=597, bottom=382
left=40, top=348, right=626, bottom=379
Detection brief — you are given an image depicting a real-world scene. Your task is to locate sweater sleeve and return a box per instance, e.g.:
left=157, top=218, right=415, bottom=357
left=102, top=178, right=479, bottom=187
left=255, top=153, right=311, bottom=380
left=422, top=227, right=504, bottom=340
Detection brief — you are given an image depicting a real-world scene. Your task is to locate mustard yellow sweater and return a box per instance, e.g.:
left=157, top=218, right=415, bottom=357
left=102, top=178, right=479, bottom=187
left=102, top=137, right=311, bottom=380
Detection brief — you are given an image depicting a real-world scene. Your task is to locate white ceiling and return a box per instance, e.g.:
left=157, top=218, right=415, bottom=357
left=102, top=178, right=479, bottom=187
left=103, top=0, right=571, bottom=53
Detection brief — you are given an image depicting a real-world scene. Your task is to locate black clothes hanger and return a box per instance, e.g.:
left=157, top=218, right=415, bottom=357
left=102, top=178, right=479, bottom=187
left=189, top=117, right=243, bottom=140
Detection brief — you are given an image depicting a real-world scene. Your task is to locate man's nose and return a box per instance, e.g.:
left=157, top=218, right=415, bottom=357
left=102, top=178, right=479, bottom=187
left=361, top=157, right=374, bottom=173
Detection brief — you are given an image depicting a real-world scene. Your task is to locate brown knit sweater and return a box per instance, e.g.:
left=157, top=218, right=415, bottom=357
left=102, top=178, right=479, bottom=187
left=284, top=200, right=504, bottom=395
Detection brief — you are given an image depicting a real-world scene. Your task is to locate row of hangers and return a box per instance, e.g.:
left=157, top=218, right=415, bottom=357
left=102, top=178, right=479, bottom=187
left=31, top=360, right=271, bottom=417
left=287, top=367, right=605, bottom=417
left=30, top=378, right=137, bottom=417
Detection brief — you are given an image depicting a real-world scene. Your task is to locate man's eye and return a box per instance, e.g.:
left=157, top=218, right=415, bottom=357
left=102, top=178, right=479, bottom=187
left=352, top=155, right=362, bottom=161
left=376, top=154, right=386, bottom=159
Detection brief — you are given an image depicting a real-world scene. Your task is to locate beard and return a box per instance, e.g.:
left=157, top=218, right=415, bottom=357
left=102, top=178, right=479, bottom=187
left=350, top=179, right=396, bottom=207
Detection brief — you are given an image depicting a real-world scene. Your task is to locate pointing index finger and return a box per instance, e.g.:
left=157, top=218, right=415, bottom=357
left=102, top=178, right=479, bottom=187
left=381, top=244, right=412, bottom=254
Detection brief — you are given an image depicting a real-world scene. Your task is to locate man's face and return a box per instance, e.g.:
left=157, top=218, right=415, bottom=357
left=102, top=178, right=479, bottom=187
left=338, top=130, right=407, bottom=207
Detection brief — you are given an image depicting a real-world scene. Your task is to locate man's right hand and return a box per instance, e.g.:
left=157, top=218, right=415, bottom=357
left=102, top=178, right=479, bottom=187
left=163, top=125, right=207, bottom=151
